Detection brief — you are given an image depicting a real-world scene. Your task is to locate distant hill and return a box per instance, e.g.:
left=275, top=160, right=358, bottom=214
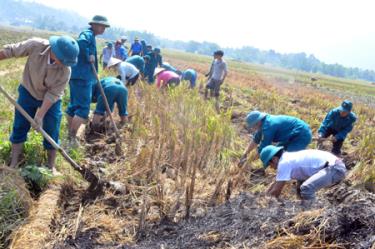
left=0, top=0, right=87, bottom=33
left=1, top=0, right=375, bottom=82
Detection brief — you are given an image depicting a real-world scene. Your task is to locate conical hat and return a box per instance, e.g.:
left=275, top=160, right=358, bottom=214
left=154, top=67, right=166, bottom=77
left=107, top=57, right=122, bottom=68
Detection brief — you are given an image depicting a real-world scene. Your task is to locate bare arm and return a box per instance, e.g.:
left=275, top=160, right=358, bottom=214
left=221, top=62, right=228, bottom=82
left=0, top=50, right=6, bottom=60
left=238, top=140, right=258, bottom=166
left=34, top=98, right=53, bottom=126
left=243, top=140, right=258, bottom=157
left=267, top=181, right=286, bottom=198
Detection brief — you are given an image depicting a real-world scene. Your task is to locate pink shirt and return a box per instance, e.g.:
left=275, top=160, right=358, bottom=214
left=156, top=71, right=180, bottom=88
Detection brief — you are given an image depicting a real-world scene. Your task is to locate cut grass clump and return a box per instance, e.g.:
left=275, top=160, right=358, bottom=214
left=0, top=166, right=32, bottom=248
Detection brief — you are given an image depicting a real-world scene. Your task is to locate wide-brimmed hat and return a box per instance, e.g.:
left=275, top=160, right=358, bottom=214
left=154, top=67, right=166, bottom=77
left=89, top=15, right=110, bottom=27
left=260, top=145, right=284, bottom=168
left=107, top=57, right=122, bottom=68
left=338, top=100, right=353, bottom=112
left=245, top=111, right=267, bottom=128
left=49, top=35, right=79, bottom=67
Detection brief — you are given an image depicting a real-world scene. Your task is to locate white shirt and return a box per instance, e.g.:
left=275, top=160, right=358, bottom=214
left=102, top=47, right=115, bottom=64
left=117, top=62, right=139, bottom=84
left=276, top=150, right=338, bottom=181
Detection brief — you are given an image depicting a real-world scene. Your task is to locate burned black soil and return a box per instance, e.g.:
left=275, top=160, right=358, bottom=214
left=122, top=183, right=375, bottom=249
left=50, top=181, right=375, bottom=249
left=46, top=87, right=374, bottom=249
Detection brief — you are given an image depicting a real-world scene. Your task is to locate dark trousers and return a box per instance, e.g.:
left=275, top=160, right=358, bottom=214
left=321, top=127, right=344, bottom=155
left=127, top=73, right=140, bottom=86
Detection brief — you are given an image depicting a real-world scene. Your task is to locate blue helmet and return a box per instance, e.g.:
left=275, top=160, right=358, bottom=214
left=245, top=111, right=267, bottom=128
left=260, top=145, right=284, bottom=168
left=49, top=35, right=79, bottom=67
left=107, top=42, right=113, bottom=48
left=338, top=100, right=353, bottom=112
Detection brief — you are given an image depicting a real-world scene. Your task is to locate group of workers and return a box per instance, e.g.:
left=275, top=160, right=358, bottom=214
left=100, top=37, right=199, bottom=88
left=240, top=99, right=356, bottom=206
left=0, top=14, right=358, bottom=206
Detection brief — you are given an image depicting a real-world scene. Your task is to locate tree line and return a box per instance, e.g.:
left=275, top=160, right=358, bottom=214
left=1, top=0, right=374, bottom=82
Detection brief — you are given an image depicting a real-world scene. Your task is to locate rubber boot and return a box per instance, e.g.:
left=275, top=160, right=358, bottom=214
left=9, top=143, right=24, bottom=168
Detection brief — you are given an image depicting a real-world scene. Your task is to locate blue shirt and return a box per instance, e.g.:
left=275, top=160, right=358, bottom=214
left=126, top=55, right=145, bottom=74
left=71, top=28, right=98, bottom=81
left=115, top=45, right=127, bottom=61
left=91, top=76, right=119, bottom=102
left=254, top=115, right=310, bottom=153
left=92, top=77, right=128, bottom=116
left=131, top=42, right=142, bottom=54
left=318, top=107, right=357, bottom=140
left=182, top=69, right=197, bottom=87
left=141, top=40, right=147, bottom=55
left=145, top=51, right=163, bottom=75
left=162, top=63, right=178, bottom=73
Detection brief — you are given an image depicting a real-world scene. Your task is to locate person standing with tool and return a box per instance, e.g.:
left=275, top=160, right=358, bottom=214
left=0, top=35, right=79, bottom=172
left=66, top=15, right=110, bottom=148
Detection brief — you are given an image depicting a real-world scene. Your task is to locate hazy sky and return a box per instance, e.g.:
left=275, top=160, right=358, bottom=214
left=34, top=0, right=375, bottom=70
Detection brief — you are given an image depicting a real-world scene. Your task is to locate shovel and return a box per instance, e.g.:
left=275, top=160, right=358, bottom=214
left=0, top=84, right=104, bottom=197
left=91, top=63, right=123, bottom=156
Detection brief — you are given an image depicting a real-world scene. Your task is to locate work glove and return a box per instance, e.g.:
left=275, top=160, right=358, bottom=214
left=89, top=55, right=96, bottom=63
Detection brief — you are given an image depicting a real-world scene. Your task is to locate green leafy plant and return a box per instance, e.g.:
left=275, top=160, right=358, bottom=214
left=20, top=165, right=53, bottom=190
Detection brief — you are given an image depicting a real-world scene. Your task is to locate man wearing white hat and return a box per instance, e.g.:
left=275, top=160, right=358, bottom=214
left=107, top=57, right=140, bottom=86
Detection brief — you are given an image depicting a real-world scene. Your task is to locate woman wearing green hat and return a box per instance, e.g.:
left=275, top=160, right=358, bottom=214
left=260, top=145, right=346, bottom=206
left=318, top=100, right=357, bottom=155
left=0, top=35, right=79, bottom=173
left=66, top=15, right=110, bottom=148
